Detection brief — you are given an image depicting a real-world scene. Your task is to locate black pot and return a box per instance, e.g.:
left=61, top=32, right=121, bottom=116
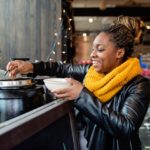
left=0, top=82, right=45, bottom=123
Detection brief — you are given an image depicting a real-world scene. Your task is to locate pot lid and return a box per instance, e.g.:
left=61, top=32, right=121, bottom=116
left=0, top=77, right=34, bottom=88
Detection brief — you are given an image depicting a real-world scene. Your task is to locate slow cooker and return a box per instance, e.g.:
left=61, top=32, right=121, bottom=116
left=0, top=77, right=45, bottom=123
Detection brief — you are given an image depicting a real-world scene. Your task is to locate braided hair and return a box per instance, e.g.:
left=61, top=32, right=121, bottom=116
left=100, top=24, right=134, bottom=60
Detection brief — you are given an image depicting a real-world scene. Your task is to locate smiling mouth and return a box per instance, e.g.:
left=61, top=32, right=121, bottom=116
left=92, top=60, right=100, bottom=65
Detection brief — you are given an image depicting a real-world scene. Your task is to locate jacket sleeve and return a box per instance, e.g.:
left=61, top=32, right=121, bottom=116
left=74, top=79, right=150, bottom=138
left=32, top=61, right=90, bottom=82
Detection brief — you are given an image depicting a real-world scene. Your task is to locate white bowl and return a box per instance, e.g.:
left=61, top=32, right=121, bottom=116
left=43, top=78, right=71, bottom=92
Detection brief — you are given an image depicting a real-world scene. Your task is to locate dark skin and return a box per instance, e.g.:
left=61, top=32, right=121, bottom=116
left=6, top=32, right=125, bottom=100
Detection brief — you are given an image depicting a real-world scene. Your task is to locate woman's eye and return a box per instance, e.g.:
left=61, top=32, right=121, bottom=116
left=97, top=49, right=104, bottom=52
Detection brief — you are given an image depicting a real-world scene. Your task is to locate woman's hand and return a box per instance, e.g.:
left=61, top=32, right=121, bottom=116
left=53, top=78, right=84, bottom=100
left=6, top=60, right=33, bottom=78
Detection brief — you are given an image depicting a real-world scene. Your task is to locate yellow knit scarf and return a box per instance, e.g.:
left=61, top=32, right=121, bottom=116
left=84, top=58, right=142, bottom=103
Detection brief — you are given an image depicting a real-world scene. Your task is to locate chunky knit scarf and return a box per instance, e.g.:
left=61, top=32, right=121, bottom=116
left=84, top=58, right=142, bottom=103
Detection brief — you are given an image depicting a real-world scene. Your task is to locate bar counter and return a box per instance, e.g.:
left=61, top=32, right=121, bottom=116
left=0, top=100, right=79, bottom=150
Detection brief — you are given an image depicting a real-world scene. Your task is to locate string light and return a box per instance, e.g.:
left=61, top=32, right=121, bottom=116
left=61, top=1, right=74, bottom=63
left=47, top=2, right=62, bottom=61
left=63, top=9, right=66, bottom=13
left=48, top=1, right=74, bottom=63
left=62, top=51, right=66, bottom=54
left=88, top=18, right=94, bottom=23
left=146, top=25, right=150, bottom=30
left=57, top=42, right=61, bottom=45
left=54, top=33, right=58, bottom=36
left=58, top=17, right=62, bottom=21
left=49, top=58, right=54, bottom=61
left=52, top=51, right=55, bottom=54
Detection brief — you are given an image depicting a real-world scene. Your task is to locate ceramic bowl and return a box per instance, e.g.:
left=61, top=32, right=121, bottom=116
left=43, top=78, right=71, bottom=92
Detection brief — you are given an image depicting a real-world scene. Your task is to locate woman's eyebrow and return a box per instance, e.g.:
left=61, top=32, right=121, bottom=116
left=93, top=43, right=104, bottom=46
left=95, top=44, right=106, bottom=48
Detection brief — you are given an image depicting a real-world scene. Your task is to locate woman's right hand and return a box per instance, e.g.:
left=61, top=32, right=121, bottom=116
left=6, top=60, right=33, bottom=78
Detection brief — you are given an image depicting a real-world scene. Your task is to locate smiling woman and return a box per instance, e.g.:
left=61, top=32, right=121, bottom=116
left=6, top=24, right=150, bottom=150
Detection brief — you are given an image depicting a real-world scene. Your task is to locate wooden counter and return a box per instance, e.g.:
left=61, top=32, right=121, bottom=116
left=0, top=100, right=79, bottom=150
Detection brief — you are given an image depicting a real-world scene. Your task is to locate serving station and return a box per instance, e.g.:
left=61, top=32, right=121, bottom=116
left=0, top=99, right=79, bottom=150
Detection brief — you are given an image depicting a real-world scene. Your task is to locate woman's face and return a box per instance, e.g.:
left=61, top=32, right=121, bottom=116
left=90, top=32, right=123, bottom=74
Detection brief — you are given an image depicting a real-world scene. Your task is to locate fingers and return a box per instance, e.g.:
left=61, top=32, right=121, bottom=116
left=53, top=88, right=70, bottom=99
left=54, top=92, right=68, bottom=99
left=6, top=61, right=18, bottom=71
left=6, top=61, right=19, bottom=78
left=65, top=78, right=74, bottom=85
left=9, top=68, right=20, bottom=78
left=53, top=78, right=83, bottom=100
left=53, top=88, right=69, bottom=95
left=6, top=60, right=33, bottom=78
left=65, top=78, right=79, bottom=85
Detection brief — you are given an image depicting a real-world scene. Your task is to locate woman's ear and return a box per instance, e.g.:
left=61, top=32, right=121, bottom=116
left=116, top=48, right=125, bottom=59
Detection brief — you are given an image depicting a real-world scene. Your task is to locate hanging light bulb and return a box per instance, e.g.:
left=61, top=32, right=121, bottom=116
left=88, top=18, right=94, bottom=23
left=99, top=0, right=106, bottom=10
left=146, top=25, right=150, bottom=30
left=83, top=33, right=87, bottom=37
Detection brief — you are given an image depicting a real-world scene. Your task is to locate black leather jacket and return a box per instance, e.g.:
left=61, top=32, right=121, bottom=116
left=33, top=61, right=150, bottom=150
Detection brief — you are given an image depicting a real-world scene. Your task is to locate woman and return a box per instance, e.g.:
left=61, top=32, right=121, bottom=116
left=6, top=24, right=150, bottom=150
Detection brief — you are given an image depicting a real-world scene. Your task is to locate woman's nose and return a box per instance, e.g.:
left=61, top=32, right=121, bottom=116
left=90, top=49, right=97, bottom=57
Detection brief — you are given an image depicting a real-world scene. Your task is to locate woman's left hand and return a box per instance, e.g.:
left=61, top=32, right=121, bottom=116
left=53, top=78, right=84, bottom=100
